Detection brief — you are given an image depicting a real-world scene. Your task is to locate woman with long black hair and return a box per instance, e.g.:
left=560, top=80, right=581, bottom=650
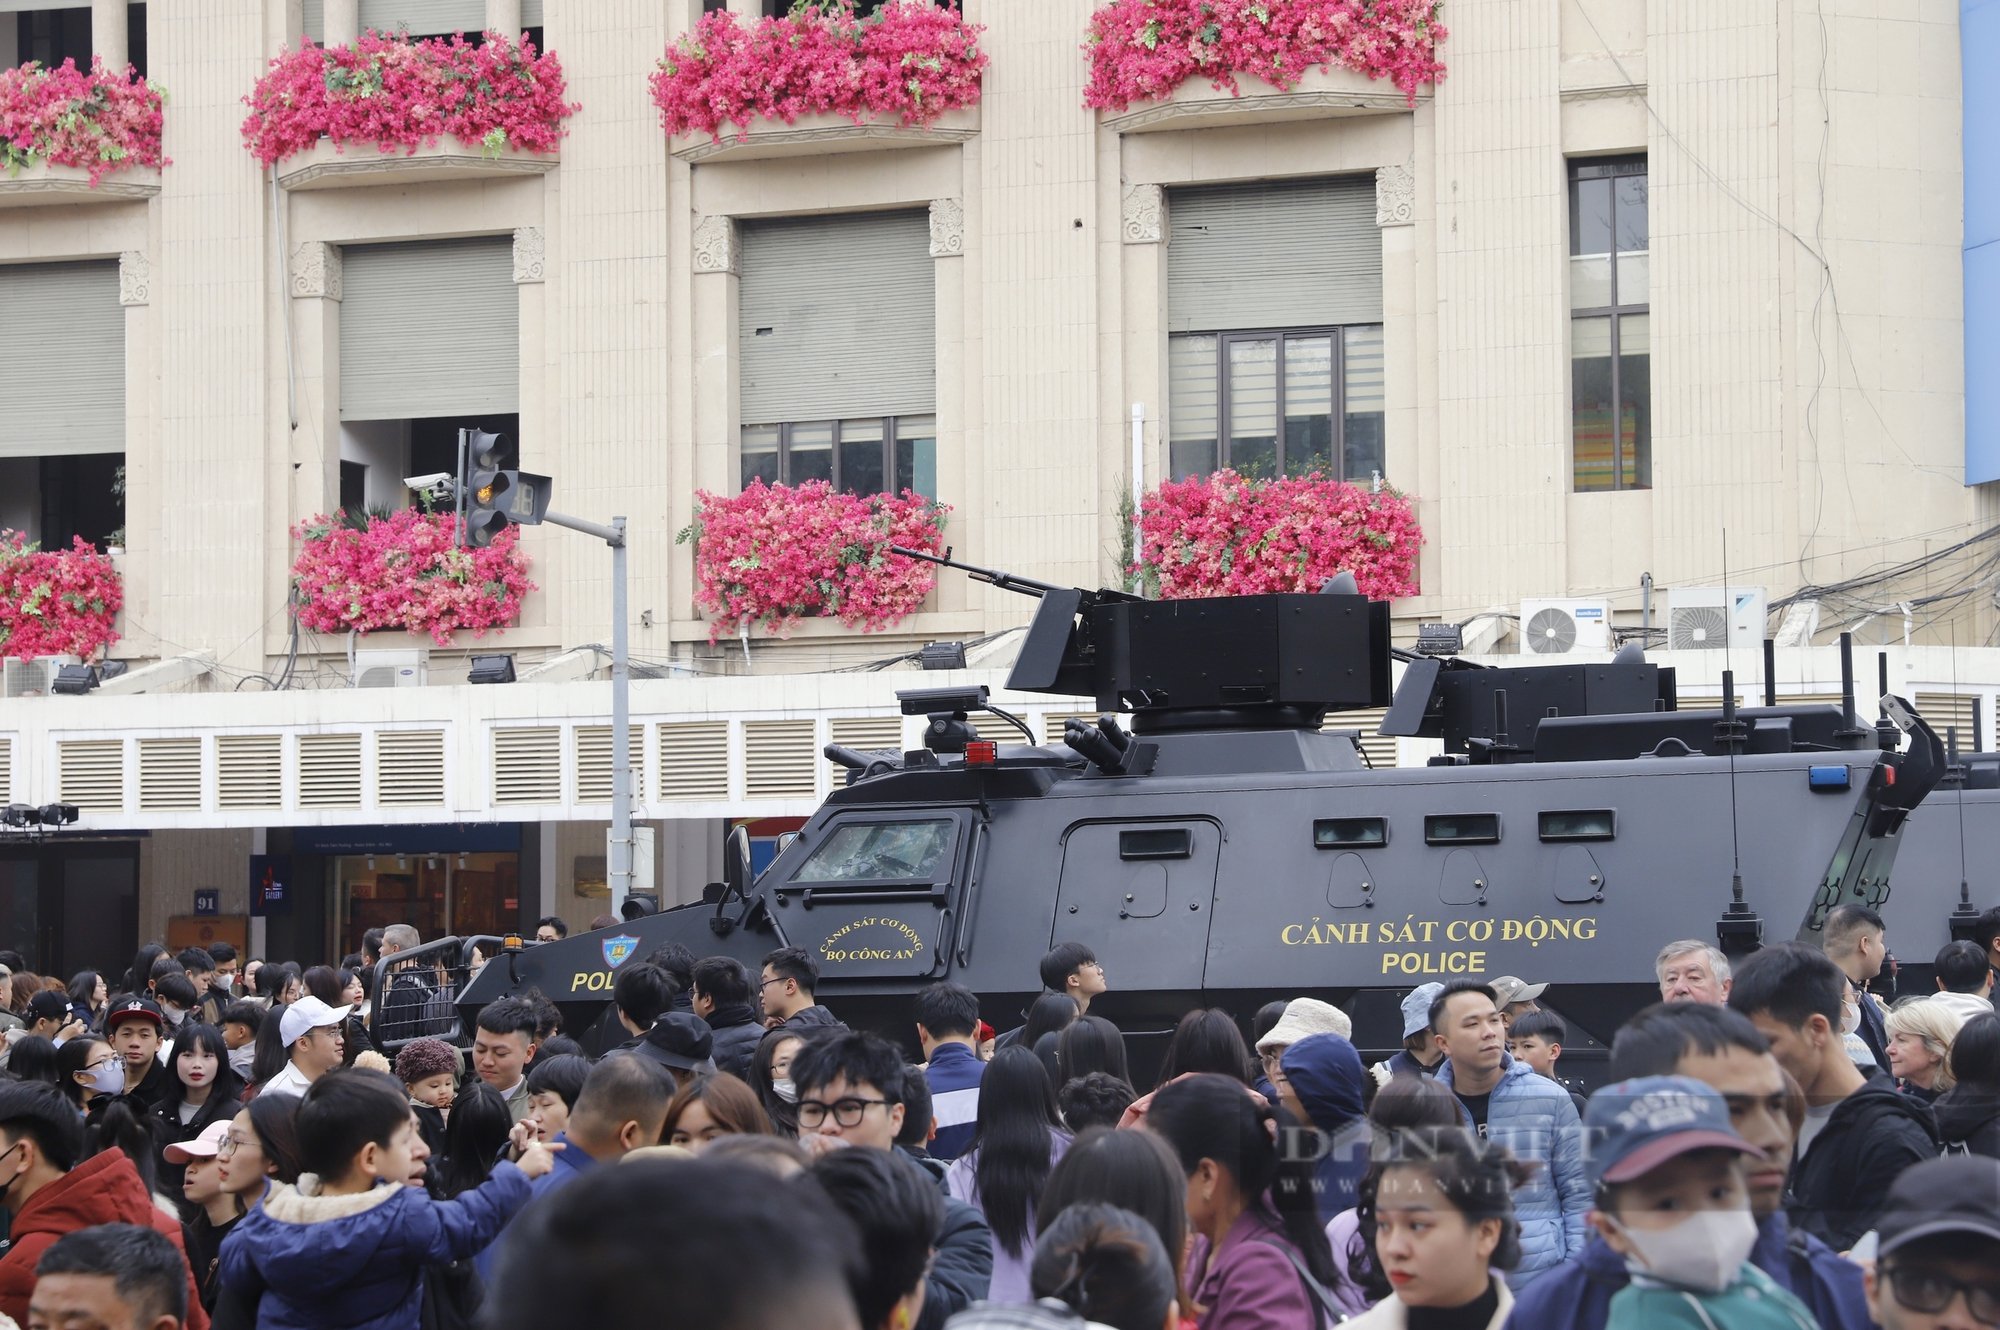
left=1147, top=1073, right=1340, bottom=1330
left=121, top=944, right=168, bottom=1001
left=1056, top=1014, right=1132, bottom=1089
left=67, top=970, right=108, bottom=1032
left=152, top=1023, right=246, bottom=1206
left=946, top=1046, right=1072, bottom=1304
left=1155, top=1010, right=1256, bottom=1089
left=437, top=1082, right=515, bottom=1199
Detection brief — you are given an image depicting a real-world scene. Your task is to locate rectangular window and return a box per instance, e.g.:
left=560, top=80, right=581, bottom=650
left=739, top=416, right=937, bottom=498
left=1569, top=157, right=1650, bottom=492
left=1168, top=327, right=1385, bottom=482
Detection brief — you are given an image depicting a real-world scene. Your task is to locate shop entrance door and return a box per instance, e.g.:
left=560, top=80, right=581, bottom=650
left=334, top=851, right=520, bottom=959
left=0, top=842, right=139, bottom=977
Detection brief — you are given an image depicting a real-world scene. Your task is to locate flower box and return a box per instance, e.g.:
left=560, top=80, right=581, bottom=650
left=274, top=138, right=558, bottom=191
left=0, top=532, right=122, bottom=660
left=0, top=59, right=166, bottom=192
left=242, top=31, right=575, bottom=170
left=654, top=1, right=986, bottom=156
left=1084, top=0, right=1445, bottom=123
left=0, top=159, right=160, bottom=207
left=1099, top=63, right=1425, bottom=134
left=1132, top=470, right=1420, bottom=600
left=677, top=480, right=950, bottom=641
left=669, top=103, right=979, bottom=164
left=291, top=509, right=536, bottom=648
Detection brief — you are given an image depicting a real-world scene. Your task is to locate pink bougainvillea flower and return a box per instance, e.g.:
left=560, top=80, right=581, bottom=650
left=651, top=0, right=986, bottom=144
left=291, top=509, right=536, bottom=647
left=241, top=30, right=576, bottom=167
left=677, top=480, right=950, bottom=640
left=0, top=532, right=122, bottom=659
left=0, top=58, right=166, bottom=186
left=1132, top=470, right=1421, bottom=601
left=1082, top=0, right=1446, bottom=112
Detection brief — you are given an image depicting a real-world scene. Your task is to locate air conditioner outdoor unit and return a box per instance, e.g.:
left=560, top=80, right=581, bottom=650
left=1667, top=587, right=1768, bottom=653
left=352, top=649, right=427, bottom=689
left=1517, top=600, right=1612, bottom=656
left=2, top=655, right=80, bottom=698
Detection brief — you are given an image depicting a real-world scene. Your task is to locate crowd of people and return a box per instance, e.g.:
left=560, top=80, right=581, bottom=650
left=0, top=902, right=1995, bottom=1330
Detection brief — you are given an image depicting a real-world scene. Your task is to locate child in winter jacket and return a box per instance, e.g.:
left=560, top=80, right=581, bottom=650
left=218, top=1067, right=556, bottom=1330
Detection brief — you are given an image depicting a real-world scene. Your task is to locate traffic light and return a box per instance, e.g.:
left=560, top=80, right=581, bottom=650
left=457, top=428, right=552, bottom=549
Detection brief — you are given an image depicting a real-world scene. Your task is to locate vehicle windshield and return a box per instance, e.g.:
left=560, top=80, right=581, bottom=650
left=793, top=819, right=955, bottom=883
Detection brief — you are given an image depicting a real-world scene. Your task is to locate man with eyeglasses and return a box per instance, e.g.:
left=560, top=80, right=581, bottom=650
left=760, top=947, right=840, bottom=1031
left=791, top=1031, right=991, bottom=1330
left=1865, top=1155, right=2000, bottom=1330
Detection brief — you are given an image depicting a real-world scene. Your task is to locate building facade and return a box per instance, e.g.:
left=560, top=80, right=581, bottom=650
left=0, top=0, right=1983, bottom=972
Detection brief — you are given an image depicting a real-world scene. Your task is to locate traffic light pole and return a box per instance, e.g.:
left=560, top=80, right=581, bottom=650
left=540, top=510, right=634, bottom=915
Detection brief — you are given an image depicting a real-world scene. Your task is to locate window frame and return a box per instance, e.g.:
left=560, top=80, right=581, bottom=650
left=739, top=414, right=937, bottom=498
left=1170, top=323, right=1383, bottom=484
left=1567, top=156, right=1650, bottom=493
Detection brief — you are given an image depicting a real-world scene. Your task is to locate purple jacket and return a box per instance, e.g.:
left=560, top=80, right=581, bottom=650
left=947, top=1130, right=1071, bottom=1304
left=1186, top=1206, right=1318, bottom=1330
left=1321, top=1209, right=1375, bottom=1320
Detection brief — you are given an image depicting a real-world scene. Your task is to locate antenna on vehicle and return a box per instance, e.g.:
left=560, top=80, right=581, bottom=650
left=1716, top=529, right=1762, bottom=958
left=1947, top=620, right=1980, bottom=940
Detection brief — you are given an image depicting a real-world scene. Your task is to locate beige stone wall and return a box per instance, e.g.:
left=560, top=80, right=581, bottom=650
left=0, top=0, right=1973, bottom=689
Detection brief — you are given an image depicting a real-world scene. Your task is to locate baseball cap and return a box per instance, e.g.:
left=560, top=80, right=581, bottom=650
left=1584, top=1075, right=1763, bottom=1189
left=1401, top=983, right=1445, bottom=1039
left=164, top=1119, right=234, bottom=1166
left=631, top=1012, right=715, bottom=1074
left=1256, top=998, right=1353, bottom=1053
left=106, top=997, right=163, bottom=1031
left=278, top=995, right=352, bottom=1047
left=25, top=990, right=75, bottom=1026
left=1490, top=976, right=1549, bottom=1007
left=1876, top=1156, right=2000, bottom=1256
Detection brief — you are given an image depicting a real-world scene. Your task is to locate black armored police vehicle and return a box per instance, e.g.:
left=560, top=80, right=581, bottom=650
left=459, top=552, right=1953, bottom=1073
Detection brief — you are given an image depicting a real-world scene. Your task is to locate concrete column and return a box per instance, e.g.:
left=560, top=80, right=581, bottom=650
left=91, top=0, right=128, bottom=70
left=288, top=242, right=344, bottom=521
left=487, top=0, right=522, bottom=37
left=725, top=0, right=759, bottom=17
left=326, top=0, right=358, bottom=45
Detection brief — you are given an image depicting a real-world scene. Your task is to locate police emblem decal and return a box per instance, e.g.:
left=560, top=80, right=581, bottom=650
left=602, top=934, right=639, bottom=967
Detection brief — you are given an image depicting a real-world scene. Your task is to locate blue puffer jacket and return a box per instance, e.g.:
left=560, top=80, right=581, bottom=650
left=1435, top=1053, right=1588, bottom=1287
left=1280, top=1033, right=1372, bottom=1224
left=218, top=1164, right=531, bottom=1330
left=1508, top=1214, right=1874, bottom=1330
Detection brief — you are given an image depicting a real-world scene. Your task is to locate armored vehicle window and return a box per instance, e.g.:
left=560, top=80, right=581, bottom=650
left=1120, top=828, right=1193, bottom=860
left=792, top=819, right=954, bottom=883
left=1425, top=813, right=1500, bottom=845
left=1315, top=817, right=1387, bottom=849
left=1540, top=810, right=1615, bottom=841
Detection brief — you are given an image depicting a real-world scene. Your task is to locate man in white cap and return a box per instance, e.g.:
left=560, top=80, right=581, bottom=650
left=260, top=995, right=350, bottom=1098
left=1254, top=998, right=1350, bottom=1102
left=1372, top=981, right=1447, bottom=1087
left=1490, top=975, right=1549, bottom=1030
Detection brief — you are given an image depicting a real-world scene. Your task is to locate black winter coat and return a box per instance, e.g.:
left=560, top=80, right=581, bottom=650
left=705, top=1004, right=764, bottom=1080
left=1933, top=1085, right=2000, bottom=1160
left=1787, top=1069, right=1939, bottom=1251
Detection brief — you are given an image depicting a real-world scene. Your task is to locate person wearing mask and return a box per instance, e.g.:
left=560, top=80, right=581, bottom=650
left=1932, top=1012, right=2000, bottom=1158
left=1147, top=1073, right=1339, bottom=1330
left=1657, top=940, right=1733, bottom=1005
left=662, top=1073, right=774, bottom=1150
left=759, top=948, right=839, bottom=1031
left=945, top=1047, right=1071, bottom=1304
left=28, top=1224, right=194, bottom=1330
left=811, top=1147, right=942, bottom=1330
left=151, top=1024, right=245, bottom=1208
left=1886, top=998, right=1962, bottom=1105
left=751, top=1028, right=808, bottom=1137
left=57, top=1035, right=130, bottom=1114
left=258, top=995, right=351, bottom=1099
left=217, top=1004, right=260, bottom=1081
left=1275, top=1033, right=1371, bottom=1225
left=1586, top=1077, right=1818, bottom=1330
left=206, top=944, right=240, bottom=1001
left=0, top=1081, right=209, bottom=1329
left=1512, top=1001, right=1873, bottom=1330
left=1729, top=942, right=1939, bottom=1250
left=1824, top=904, right=1894, bottom=1073
left=916, top=983, right=986, bottom=1162
left=691, top=957, right=764, bottom=1080
left=1370, top=983, right=1443, bottom=1089
left=791, top=1030, right=993, bottom=1330
left=169, top=1119, right=243, bottom=1314
left=1862, top=1155, right=2000, bottom=1330
left=176, top=950, right=226, bottom=1027
left=1429, top=979, right=1588, bottom=1286
left=1341, top=1127, right=1522, bottom=1330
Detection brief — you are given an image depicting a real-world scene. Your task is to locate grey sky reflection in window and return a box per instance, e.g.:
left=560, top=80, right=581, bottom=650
left=794, top=820, right=955, bottom=882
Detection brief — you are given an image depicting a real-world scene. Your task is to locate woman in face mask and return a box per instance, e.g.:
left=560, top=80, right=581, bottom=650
left=1343, top=1127, right=1524, bottom=1329
left=55, top=1036, right=127, bottom=1112
left=751, top=1029, right=807, bottom=1137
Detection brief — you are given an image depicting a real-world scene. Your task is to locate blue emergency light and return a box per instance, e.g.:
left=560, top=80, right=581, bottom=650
left=1807, top=765, right=1852, bottom=791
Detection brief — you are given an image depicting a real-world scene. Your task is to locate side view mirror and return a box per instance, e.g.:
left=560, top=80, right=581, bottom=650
left=723, top=825, right=752, bottom=900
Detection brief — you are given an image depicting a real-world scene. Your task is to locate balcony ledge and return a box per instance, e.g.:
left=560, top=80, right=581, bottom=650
left=274, top=140, right=559, bottom=192
left=669, top=105, right=980, bottom=165
left=0, top=162, right=160, bottom=209
left=1100, top=66, right=1423, bottom=135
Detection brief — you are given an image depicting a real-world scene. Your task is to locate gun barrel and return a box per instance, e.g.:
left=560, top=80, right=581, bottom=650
left=887, top=545, right=1058, bottom=599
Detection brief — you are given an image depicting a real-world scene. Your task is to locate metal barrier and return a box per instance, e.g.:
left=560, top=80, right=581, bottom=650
left=371, top=935, right=474, bottom=1051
